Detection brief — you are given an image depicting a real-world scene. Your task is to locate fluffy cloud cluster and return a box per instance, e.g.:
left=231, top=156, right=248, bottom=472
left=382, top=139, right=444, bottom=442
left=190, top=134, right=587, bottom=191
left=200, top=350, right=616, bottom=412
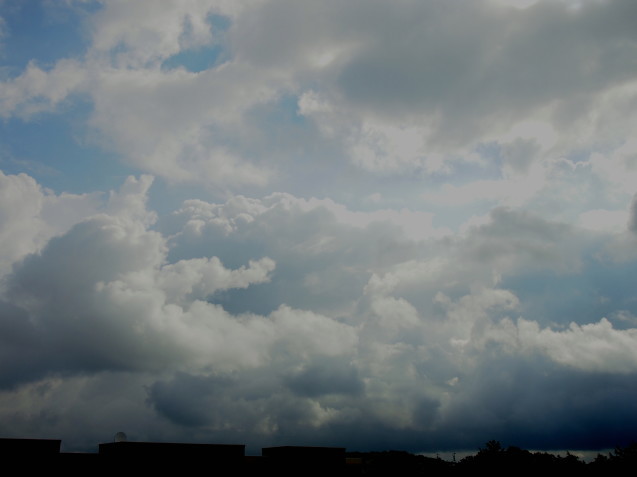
left=0, top=171, right=636, bottom=453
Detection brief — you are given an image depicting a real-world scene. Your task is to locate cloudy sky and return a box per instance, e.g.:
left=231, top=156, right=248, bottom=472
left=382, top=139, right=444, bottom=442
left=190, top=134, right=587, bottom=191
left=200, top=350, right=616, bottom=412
left=1, top=0, right=637, bottom=455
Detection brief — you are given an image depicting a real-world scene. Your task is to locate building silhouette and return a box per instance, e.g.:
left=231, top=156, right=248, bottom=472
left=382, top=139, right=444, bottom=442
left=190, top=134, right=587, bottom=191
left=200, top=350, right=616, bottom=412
left=0, top=437, right=354, bottom=476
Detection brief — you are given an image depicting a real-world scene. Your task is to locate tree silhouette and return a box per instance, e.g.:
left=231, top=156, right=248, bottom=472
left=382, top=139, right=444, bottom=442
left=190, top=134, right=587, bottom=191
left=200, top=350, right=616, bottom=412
left=483, top=440, right=503, bottom=454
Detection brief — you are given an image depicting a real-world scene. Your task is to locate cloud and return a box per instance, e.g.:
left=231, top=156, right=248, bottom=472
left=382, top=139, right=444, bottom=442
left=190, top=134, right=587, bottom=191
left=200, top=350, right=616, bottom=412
left=158, top=256, right=274, bottom=305
left=1, top=175, right=282, bottom=386
left=2, top=164, right=637, bottom=452
left=88, top=0, right=219, bottom=67
left=0, top=170, right=102, bottom=277
left=2, top=0, right=637, bottom=455
left=0, top=15, right=7, bottom=53
left=0, top=0, right=635, bottom=214
left=284, top=356, right=365, bottom=398
left=0, top=59, right=87, bottom=118
left=628, top=193, right=637, bottom=234
left=578, top=208, right=628, bottom=232
left=0, top=4, right=623, bottom=182
left=517, top=318, right=637, bottom=373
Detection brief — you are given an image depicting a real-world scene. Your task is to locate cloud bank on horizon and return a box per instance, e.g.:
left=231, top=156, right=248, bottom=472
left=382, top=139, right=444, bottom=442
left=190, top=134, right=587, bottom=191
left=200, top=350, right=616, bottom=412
left=1, top=0, right=637, bottom=453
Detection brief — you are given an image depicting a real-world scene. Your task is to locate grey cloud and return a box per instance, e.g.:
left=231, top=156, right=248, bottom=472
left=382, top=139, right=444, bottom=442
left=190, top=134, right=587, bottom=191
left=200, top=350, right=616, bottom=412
left=628, top=193, right=637, bottom=233
left=147, top=372, right=234, bottom=428
left=9, top=217, right=161, bottom=306
left=0, top=300, right=46, bottom=388
left=1, top=219, right=176, bottom=384
left=144, top=368, right=349, bottom=450
left=161, top=194, right=417, bottom=316
left=333, top=0, right=637, bottom=141
left=284, top=357, right=365, bottom=398
left=460, top=207, right=584, bottom=273
left=500, top=138, right=541, bottom=174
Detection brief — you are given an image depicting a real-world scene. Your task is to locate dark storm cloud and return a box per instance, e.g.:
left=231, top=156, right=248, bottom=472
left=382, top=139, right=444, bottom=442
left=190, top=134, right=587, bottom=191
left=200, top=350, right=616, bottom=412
left=441, top=353, right=637, bottom=451
left=143, top=355, right=637, bottom=454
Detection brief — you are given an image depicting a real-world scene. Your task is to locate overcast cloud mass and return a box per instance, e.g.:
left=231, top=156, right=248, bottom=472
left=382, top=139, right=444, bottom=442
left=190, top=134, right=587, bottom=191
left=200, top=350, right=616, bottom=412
left=1, top=0, right=637, bottom=454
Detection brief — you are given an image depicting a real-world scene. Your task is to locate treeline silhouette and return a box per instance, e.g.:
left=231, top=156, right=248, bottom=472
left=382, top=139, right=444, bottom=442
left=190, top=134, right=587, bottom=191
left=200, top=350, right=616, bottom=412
left=347, top=440, right=637, bottom=475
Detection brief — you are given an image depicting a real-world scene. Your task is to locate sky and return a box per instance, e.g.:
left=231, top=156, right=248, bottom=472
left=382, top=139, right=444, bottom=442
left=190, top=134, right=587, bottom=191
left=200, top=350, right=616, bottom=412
left=1, top=0, right=637, bottom=455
